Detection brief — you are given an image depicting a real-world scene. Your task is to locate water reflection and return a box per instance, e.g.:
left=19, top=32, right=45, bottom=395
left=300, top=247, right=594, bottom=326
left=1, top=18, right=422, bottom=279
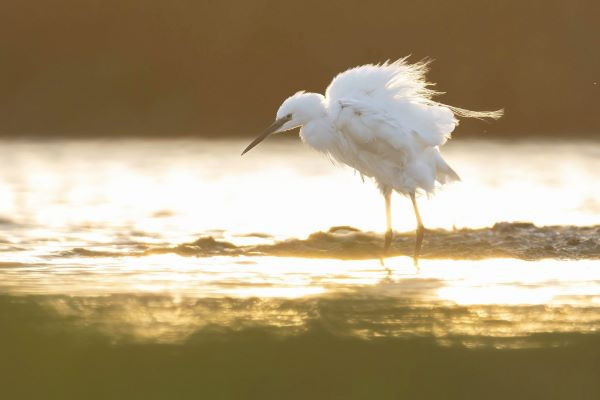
left=0, top=139, right=599, bottom=250
left=1, top=139, right=598, bottom=398
left=1, top=139, right=599, bottom=348
left=1, top=256, right=599, bottom=347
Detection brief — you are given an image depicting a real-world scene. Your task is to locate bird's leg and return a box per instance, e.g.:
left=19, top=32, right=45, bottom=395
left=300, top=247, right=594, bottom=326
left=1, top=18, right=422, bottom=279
left=410, top=192, right=425, bottom=266
left=384, top=189, right=393, bottom=254
left=379, top=188, right=393, bottom=268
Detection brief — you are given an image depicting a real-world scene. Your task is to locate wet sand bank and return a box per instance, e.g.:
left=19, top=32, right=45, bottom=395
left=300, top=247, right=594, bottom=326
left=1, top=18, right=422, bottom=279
left=98, top=222, right=600, bottom=261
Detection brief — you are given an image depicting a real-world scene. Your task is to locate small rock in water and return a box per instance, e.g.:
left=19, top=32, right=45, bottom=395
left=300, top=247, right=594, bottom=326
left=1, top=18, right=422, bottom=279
left=328, top=226, right=361, bottom=233
left=492, top=222, right=536, bottom=232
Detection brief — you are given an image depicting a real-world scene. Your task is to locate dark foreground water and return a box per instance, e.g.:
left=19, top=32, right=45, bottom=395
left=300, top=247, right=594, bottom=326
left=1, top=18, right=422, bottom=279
left=2, top=255, right=600, bottom=399
left=1, top=293, right=600, bottom=400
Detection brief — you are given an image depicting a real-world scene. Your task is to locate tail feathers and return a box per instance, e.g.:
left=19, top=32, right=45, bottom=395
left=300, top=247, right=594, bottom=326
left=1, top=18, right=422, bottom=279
left=446, top=105, right=504, bottom=121
left=440, top=164, right=460, bottom=183
left=433, top=152, right=460, bottom=184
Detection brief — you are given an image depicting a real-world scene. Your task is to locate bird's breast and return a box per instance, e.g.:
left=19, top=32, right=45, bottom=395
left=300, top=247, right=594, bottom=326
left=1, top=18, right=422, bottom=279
left=299, top=120, right=336, bottom=153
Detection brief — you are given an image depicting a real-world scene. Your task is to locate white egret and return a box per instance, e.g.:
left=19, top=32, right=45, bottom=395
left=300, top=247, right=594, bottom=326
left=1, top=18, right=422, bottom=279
left=242, top=58, right=502, bottom=264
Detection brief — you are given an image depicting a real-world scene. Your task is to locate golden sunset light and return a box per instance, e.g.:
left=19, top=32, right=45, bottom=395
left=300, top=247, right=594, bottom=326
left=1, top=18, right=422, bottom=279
left=1, top=1, right=599, bottom=399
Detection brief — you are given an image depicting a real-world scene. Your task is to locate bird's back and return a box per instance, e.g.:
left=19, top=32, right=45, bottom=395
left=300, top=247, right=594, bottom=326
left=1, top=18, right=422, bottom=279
left=326, top=59, right=458, bottom=148
left=322, top=58, right=500, bottom=194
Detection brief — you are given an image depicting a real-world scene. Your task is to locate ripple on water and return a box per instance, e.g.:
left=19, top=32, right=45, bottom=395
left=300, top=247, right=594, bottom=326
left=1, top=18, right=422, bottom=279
left=0, top=256, right=599, bottom=348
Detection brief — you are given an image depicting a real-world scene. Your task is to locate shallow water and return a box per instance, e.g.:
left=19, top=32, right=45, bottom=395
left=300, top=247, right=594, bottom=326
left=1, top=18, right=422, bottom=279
left=1, top=138, right=599, bottom=248
left=1, top=138, right=599, bottom=399
left=2, top=256, right=600, bottom=399
left=1, top=256, right=600, bottom=345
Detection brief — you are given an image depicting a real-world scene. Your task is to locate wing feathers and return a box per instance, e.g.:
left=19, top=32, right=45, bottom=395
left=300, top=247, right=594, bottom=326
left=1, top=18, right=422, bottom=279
left=326, top=58, right=502, bottom=150
left=323, top=58, right=500, bottom=193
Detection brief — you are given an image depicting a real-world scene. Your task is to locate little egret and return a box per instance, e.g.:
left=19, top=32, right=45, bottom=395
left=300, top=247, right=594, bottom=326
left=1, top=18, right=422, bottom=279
left=242, top=58, right=502, bottom=264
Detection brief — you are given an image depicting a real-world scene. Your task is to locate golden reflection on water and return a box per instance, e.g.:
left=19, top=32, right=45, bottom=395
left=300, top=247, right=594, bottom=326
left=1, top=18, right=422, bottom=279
left=0, top=139, right=599, bottom=245
left=1, top=256, right=599, bottom=346
left=4, top=255, right=599, bottom=304
left=1, top=139, right=599, bottom=348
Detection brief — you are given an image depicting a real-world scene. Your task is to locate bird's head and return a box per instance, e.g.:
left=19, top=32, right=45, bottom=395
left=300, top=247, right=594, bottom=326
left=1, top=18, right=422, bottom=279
left=242, top=92, right=325, bottom=155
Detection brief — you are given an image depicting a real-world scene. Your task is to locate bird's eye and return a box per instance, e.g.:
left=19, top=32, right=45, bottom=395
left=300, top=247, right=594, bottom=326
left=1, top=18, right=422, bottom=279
left=286, top=113, right=292, bottom=119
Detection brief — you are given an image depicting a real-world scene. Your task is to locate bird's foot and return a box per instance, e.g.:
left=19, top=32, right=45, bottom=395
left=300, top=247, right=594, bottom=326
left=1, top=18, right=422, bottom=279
left=379, top=229, right=393, bottom=267
left=412, top=255, right=421, bottom=273
left=384, top=229, right=393, bottom=252
left=412, top=225, right=425, bottom=270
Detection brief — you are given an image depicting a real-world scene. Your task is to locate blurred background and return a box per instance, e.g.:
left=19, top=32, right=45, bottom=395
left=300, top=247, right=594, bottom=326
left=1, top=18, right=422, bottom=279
left=1, top=0, right=598, bottom=138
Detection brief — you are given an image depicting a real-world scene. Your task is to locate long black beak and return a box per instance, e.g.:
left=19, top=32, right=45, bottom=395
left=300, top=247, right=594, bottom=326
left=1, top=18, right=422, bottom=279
left=241, top=116, right=290, bottom=156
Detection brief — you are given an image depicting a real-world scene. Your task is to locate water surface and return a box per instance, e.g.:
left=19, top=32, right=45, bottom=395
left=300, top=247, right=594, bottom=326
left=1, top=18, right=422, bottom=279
left=1, top=139, right=599, bottom=399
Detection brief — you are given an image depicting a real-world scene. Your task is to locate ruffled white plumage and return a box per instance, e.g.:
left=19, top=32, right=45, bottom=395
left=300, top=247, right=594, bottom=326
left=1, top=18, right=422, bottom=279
left=315, top=58, right=501, bottom=194
left=326, top=58, right=455, bottom=147
left=268, top=58, right=502, bottom=195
